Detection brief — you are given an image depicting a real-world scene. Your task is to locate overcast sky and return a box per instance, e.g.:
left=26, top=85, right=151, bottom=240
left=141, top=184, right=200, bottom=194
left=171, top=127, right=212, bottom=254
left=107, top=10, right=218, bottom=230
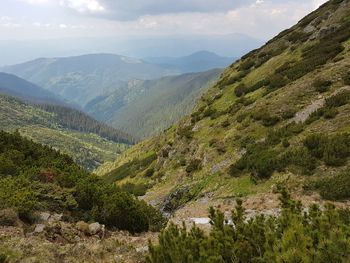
left=0, top=0, right=328, bottom=41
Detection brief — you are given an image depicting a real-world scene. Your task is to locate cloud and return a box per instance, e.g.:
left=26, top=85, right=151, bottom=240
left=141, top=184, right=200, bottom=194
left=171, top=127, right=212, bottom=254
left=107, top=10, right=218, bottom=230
left=59, top=0, right=105, bottom=13
left=82, top=0, right=254, bottom=20
left=20, top=0, right=50, bottom=5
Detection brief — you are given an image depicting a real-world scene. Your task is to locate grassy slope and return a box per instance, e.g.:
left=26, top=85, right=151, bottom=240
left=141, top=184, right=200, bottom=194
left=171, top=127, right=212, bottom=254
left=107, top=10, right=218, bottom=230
left=98, top=0, right=350, bottom=209
left=0, top=95, right=129, bottom=170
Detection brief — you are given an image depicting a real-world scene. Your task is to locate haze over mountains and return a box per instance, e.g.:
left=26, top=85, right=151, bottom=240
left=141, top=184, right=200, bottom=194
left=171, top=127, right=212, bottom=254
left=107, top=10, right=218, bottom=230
left=2, top=51, right=232, bottom=138
left=0, top=72, right=64, bottom=105
left=0, top=34, right=261, bottom=66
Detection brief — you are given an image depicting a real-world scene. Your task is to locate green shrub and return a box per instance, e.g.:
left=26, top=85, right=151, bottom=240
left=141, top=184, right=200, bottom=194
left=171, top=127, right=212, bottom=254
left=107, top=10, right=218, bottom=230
left=148, top=189, right=350, bottom=263
left=177, top=126, right=193, bottom=139
left=0, top=209, right=18, bottom=226
left=0, top=131, right=166, bottom=233
left=267, top=74, right=288, bottom=90
left=307, top=170, right=350, bottom=200
left=281, top=109, right=296, bottom=119
left=120, top=182, right=149, bottom=196
left=343, top=73, right=350, bottom=85
left=239, top=59, right=255, bottom=71
left=313, top=78, right=332, bottom=93
left=304, top=133, right=350, bottom=166
left=262, top=115, right=280, bottom=127
left=325, top=90, right=350, bottom=108
left=186, top=159, right=202, bottom=174
left=234, top=83, right=246, bottom=97
left=144, top=167, right=155, bottom=177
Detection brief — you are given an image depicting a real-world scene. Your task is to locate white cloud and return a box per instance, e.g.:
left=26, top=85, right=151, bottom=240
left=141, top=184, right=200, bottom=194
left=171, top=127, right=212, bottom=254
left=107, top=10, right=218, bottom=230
left=20, top=0, right=50, bottom=5
left=59, top=0, right=105, bottom=13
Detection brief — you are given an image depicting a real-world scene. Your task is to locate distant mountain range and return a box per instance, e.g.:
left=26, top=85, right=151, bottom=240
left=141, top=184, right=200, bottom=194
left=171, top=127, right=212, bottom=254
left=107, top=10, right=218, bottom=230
left=86, top=68, right=222, bottom=139
left=144, top=51, right=235, bottom=73
left=2, top=51, right=230, bottom=138
left=2, top=53, right=178, bottom=107
left=0, top=72, right=65, bottom=105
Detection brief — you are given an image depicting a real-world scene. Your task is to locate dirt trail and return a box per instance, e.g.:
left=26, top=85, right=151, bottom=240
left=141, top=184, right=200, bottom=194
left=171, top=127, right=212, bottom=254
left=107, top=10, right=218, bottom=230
left=291, top=86, right=350, bottom=123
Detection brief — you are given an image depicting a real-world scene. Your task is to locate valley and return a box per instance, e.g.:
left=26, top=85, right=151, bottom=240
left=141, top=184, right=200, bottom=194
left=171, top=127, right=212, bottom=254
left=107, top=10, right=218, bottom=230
left=1, top=0, right=350, bottom=262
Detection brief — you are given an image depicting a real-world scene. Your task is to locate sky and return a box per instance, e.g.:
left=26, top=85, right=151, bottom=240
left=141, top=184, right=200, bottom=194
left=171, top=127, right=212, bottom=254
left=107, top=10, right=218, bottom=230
left=0, top=0, right=328, bottom=41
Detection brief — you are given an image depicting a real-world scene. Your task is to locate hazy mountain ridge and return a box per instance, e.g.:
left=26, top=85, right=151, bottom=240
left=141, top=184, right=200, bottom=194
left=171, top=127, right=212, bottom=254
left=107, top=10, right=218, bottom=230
left=97, top=0, right=350, bottom=213
left=0, top=72, right=65, bottom=105
left=144, top=51, right=235, bottom=73
left=86, top=68, right=223, bottom=139
left=2, top=53, right=179, bottom=106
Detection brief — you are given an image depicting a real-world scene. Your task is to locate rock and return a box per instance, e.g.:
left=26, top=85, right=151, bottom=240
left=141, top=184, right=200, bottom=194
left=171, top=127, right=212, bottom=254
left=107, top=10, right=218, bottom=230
left=135, top=246, right=149, bottom=253
left=39, top=212, right=51, bottom=221
left=89, top=222, right=104, bottom=236
left=34, top=224, right=46, bottom=233
left=303, top=24, right=316, bottom=33
left=49, top=213, right=63, bottom=222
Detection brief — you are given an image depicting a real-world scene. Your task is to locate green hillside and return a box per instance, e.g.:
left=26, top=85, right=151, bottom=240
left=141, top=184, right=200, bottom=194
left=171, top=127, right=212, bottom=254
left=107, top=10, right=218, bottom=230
left=0, top=130, right=164, bottom=232
left=98, top=0, right=350, bottom=213
left=2, top=54, right=178, bottom=106
left=0, top=94, right=131, bottom=170
left=86, top=69, right=222, bottom=139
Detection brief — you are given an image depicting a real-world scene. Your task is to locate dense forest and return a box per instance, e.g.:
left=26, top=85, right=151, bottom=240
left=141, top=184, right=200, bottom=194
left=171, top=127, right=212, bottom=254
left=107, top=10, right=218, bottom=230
left=0, top=131, right=165, bottom=233
left=36, top=104, right=136, bottom=144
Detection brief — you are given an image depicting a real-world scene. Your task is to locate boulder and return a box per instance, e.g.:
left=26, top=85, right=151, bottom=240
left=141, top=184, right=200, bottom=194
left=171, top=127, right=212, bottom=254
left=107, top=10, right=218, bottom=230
left=88, top=222, right=103, bottom=235
left=34, top=224, right=46, bottom=233
left=39, top=212, right=51, bottom=222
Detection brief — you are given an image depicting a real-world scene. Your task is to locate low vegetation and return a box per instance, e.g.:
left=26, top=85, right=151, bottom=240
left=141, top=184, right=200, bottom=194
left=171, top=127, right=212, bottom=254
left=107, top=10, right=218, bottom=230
left=0, top=131, right=166, bottom=233
left=148, top=188, right=350, bottom=262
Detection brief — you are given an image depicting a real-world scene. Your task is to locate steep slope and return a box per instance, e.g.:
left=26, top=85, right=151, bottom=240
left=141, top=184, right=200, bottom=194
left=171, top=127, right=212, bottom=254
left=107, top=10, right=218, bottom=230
left=0, top=72, right=64, bottom=105
left=0, top=94, right=132, bottom=170
left=144, top=51, right=234, bottom=73
left=98, top=0, right=350, bottom=214
left=86, top=69, right=222, bottom=139
left=2, top=54, right=178, bottom=106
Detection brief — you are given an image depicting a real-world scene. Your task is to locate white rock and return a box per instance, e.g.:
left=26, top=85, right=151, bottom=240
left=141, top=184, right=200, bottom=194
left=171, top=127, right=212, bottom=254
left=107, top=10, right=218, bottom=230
left=89, top=222, right=102, bottom=235
left=39, top=212, right=51, bottom=221
left=34, top=224, right=46, bottom=233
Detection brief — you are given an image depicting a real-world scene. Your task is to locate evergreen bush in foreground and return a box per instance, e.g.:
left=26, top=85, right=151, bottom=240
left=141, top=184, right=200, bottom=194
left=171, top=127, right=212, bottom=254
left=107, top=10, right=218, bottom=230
left=148, top=188, right=350, bottom=263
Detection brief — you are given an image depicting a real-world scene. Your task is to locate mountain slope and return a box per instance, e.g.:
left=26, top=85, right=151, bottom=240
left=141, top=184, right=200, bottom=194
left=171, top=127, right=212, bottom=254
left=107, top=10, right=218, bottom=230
left=2, top=54, right=178, bottom=106
left=0, top=94, right=133, bottom=170
left=98, top=0, right=350, bottom=214
left=86, top=69, right=222, bottom=139
left=0, top=72, right=64, bottom=104
left=144, top=51, right=234, bottom=73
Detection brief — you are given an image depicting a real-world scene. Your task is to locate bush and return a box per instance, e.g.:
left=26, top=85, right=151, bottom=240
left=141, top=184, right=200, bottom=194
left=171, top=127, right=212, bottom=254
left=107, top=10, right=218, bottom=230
left=148, top=189, right=350, bottom=263
left=308, top=170, right=350, bottom=200
left=0, top=209, right=18, bottom=226
left=343, top=73, right=350, bottom=85
left=234, top=83, right=246, bottom=97
left=144, top=167, right=155, bottom=177
left=0, top=131, right=166, bottom=233
left=186, top=159, right=202, bottom=174
left=120, top=182, right=149, bottom=196
left=262, top=115, right=280, bottom=127
left=239, top=59, right=255, bottom=71
left=304, top=133, right=350, bottom=166
left=313, top=78, right=332, bottom=93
